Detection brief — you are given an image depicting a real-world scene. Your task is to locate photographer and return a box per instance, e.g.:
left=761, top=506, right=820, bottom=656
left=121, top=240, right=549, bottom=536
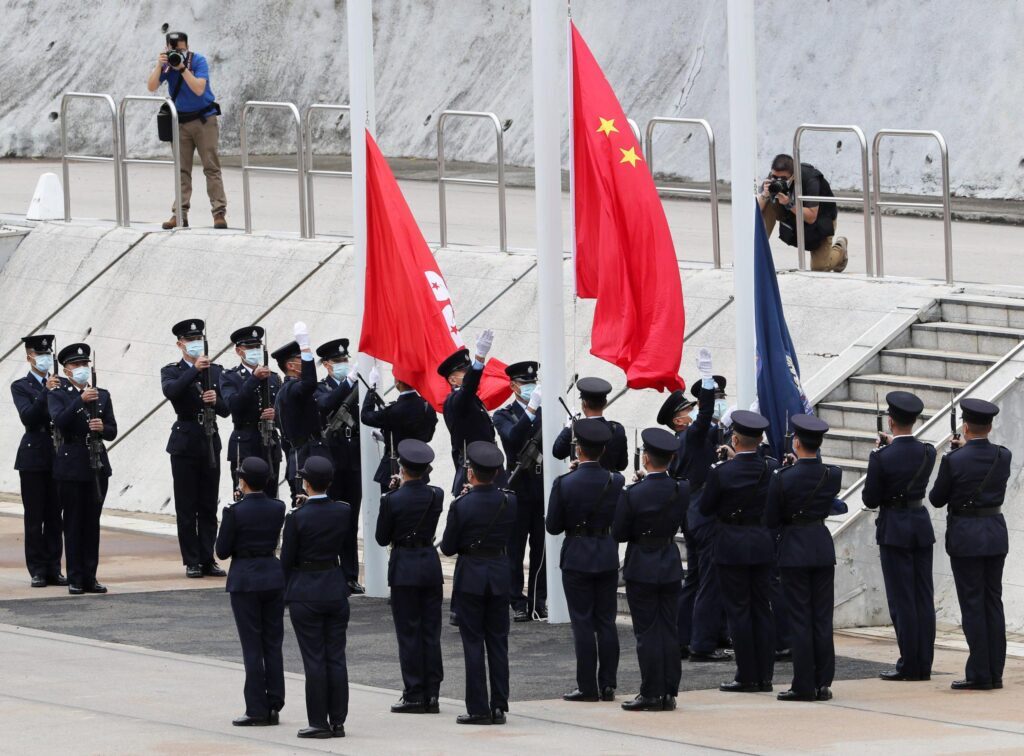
left=146, top=31, right=227, bottom=230
left=757, top=154, right=847, bottom=273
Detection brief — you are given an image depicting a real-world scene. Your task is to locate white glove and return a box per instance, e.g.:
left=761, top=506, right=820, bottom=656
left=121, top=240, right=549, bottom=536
left=697, top=347, right=713, bottom=381
left=720, top=405, right=737, bottom=429
left=527, top=386, right=542, bottom=412
left=475, top=329, right=494, bottom=360
left=293, top=321, right=310, bottom=350
left=347, top=362, right=359, bottom=384
left=368, top=365, right=381, bottom=388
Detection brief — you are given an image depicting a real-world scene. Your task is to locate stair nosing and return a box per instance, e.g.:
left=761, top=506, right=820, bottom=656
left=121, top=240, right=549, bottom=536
left=913, top=321, right=1024, bottom=337
left=816, top=399, right=939, bottom=415
left=848, top=373, right=968, bottom=389
left=880, top=347, right=999, bottom=364
left=940, top=295, right=1024, bottom=311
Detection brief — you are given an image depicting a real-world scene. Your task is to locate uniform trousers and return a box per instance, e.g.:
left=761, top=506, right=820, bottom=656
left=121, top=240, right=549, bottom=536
left=20, top=470, right=63, bottom=577
left=328, top=469, right=362, bottom=583
left=509, top=491, right=546, bottom=614
left=170, top=455, right=220, bottom=566
left=950, top=555, right=1006, bottom=684
left=677, top=527, right=699, bottom=650
left=455, top=588, right=510, bottom=715
left=625, top=580, right=682, bottom=698
left=59, top=478, right=106, bottom=587
left=289, top=599, right=350, bottom=729
left=391, top=584, right=444, bottom=701
left=689, top=521, right=725, bottom=653
left=879, top=544, right=935, bottom=678
left=230, top=590, right=285, bottom=717
left=562, top=568, right=620, bottom=695
left=718, top=563, right=775, bottom=684
left=780, top=565, right=835, bottom=694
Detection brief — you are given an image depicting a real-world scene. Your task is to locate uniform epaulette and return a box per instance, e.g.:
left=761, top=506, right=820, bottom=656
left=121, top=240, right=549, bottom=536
left=774, top=464, right=796, bottom=475
left=710, top=459, right=726, bottom=469
left=164, top=362, right=179, bottom=368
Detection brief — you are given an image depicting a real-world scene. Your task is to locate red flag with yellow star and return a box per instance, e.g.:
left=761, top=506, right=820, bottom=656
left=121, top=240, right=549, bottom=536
left=572, top=22, right=685, bottom=391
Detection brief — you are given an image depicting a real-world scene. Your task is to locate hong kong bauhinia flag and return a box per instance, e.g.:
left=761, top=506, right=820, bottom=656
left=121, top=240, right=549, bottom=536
left=572, top=23, right=685, bottom=392
left=360, top=133, right=510, bottom=411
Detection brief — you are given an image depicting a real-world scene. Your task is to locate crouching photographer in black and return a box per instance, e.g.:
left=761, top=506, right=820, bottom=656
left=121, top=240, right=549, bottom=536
left=757, top=154, right=848, bottom=273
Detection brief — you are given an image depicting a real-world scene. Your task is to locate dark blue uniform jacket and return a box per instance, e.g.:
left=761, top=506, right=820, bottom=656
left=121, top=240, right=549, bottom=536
left=215, top=492, right=286, bottom=592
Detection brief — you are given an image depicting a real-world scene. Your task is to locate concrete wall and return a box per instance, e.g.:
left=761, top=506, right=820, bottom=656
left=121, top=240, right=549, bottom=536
left=2, top=1, right=1022, bottom=198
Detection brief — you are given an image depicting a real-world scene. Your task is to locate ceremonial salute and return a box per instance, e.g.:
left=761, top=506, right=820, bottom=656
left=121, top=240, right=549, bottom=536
left=656, top=388, right=696, bottom=478
left=11, top=334, right=65, bottom=587
left=863, top=391, right=937, bottom=682
left=699, top=411, right=778, bottom=693
left=221, top=326, right=282, bottom=498
left=439, top=441, right=516, bottom=726
left=314, top=338, right=364, bottom=594
left=280, top=456, right=351, bottom=739
left=765, top=415, right=841, bottom=702
left=494, top=360, right=547, bottom=621
left=552, top=376, right=628, bottom=471
left=546, top=418, right=624, bottom=702
left=929, top=398, right=1011, bottom=691
left=161, top=319, right=229, bottom=578
left=613, top=428, right=688, bottom=712
left=361, top=364, right=437, bottom=488
left=215, top=457, right=286, bottom=727
left=49, top=343, right=117, bottom=595
left=374, top=440, right=445, bottom=714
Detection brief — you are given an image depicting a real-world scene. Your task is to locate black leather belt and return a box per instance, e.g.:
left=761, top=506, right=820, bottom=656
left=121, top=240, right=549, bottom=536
left=460, top=546, right=507, bottom=559
left=176, top=414, right=201, bottom=423
left=568, top=525, right=611, bottom=537
left=26, top=426, right=50, bottom=434
left=292, top=434, right=323, bottom=448
left=630, top=535, right=674, bottom=547
left=882, top=499, right=924, bottom=509
left=296, top=558, right=340, bottom=571
left=235, top=422, right=259, bottom=430
left=950, top=505, right=1002, bottom=518
left=234, top=549, right=275, bottom=559
left=392, top=537, right=433, bottom=549
left=719, top=515, right=763, bottom=526
left=783, top=517, right=826, bottom=527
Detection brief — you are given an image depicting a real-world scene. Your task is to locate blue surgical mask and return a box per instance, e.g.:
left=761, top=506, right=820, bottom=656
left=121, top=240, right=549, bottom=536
left=71, top=366, right=90, bottom=385
left=184, top=340, right=204, bottom=358
left=34, top=355, right=53, bottom=374
left=243, top=348, right=262, bottom=366
left=688, top=408, right=699, bottom=421
left=519, top=383, right=536, bottom=401
left=713, top=399, right=728, bottom=420
left=332, top=363, right=351, bottom=380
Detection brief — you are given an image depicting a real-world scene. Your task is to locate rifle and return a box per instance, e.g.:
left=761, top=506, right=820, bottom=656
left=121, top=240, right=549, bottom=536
left=633, top=428, right=640, bottom=477
left=325, top=380, right=359, bottom=438
left=258, top=335, right=276, bottom=468
left=716, top=423, right=728, bottom=461
left=950, top=390, right=960, bottom=442
left=356, top=372, right=386, bottom=410
left=508, top=421, right=544, bottom=486
left=87, top=353, right=104, bottom=501
left=783, top=409, right=794, bottom=466
left=558, top=396, right=580, bottom=461
left=50, top=337, right=63, bottom=452
left=875, top=390, right=888, bottom=448
left=200, top=331, right=217, bottom=468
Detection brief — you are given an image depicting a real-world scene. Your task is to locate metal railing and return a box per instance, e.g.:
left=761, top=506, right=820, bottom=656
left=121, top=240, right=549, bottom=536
left=644, top=117, right=721, bottom=268
left=60, top=93, right=124, bottom=225
left=436, top=110, right=507, bottom=252
left=793, top=124, right=873, bottom=275
left=241, top=101, right=309, bottom=238
left=118, top=96, right=182, bottom=228
left=626, top=118, right=642, bottom=147
left=872, top=129, right=952, bottom=284
left=303, top=103, right=351, bottom=237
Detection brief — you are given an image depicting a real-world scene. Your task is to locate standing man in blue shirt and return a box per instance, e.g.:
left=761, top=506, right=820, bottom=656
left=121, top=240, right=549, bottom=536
left=146, top=30, right=227, bottom=230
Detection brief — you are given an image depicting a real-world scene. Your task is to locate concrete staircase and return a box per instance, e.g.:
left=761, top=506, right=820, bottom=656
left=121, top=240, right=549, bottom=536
left=816, top=295, right=1024, bottom=491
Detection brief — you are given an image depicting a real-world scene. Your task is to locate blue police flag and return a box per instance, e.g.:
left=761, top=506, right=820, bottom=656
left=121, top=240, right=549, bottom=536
left=754, top=202, right=812, bottom=458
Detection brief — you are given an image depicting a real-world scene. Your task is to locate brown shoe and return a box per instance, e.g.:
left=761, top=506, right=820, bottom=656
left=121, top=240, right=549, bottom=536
left=213, top=212, right=228, bottom=229
left=832, top=236, right=849, bottom=273
left=162, top=215, right=188, bottom=230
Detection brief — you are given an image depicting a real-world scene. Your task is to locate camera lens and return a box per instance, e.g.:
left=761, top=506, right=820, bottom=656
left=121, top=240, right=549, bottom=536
left=167, top=50, right=183, bottom=67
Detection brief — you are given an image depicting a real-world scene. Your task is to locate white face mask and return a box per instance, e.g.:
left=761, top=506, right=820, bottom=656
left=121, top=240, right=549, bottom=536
left=243, top=347, right=262, bottom=367
left=713, top=399, right=728, bottom=420
left=33, top=354, right=54, bottom=374
left=71, top=366, right=90, bottom=385
left=332, top=363, right=351, bottom=381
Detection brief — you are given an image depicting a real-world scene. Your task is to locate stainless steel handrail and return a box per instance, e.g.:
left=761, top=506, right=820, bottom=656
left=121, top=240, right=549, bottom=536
left=644, top=117, right=720, bottom=268
left=60, top=93, right=123, bottom=225
left=303, top=103, right=351, bottom=237
left=792, top=124, right=873, bottom=275
left=117, top=96, right=182, bottom=228
left=436, top=110, right=507, bottom=252
left=626, top=117, right=642, bottom=148
left=872, top=129, right=952, bottom=284
left=241, top=101, right=309, bottom=238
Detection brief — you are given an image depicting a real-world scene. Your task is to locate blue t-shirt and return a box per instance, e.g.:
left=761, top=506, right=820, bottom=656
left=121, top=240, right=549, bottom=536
left=159, top=52, right=217, bottom=116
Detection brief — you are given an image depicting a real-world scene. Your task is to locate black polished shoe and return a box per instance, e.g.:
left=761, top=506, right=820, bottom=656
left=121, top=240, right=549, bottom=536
left=951, top=679, right=993, bottom=691
left=816, top=686, right=833, bottom=701
left=232, top=714, right=272, bottom=726
left=535, top=606, right=548, bottom=620
left=297, top=726, right=333, bottom=738
left=331, top=724, right=345, bottom=738
left=202, top=562, right=227, bottom=577
left=600, top=687, right=616, bottom=702
left=491, top=708, right=507, bottom=725
left=563, top=688, right=599, bottom=702
left=774, top=647, right=792, bottom=661
left=879, top=669, right=926, bottom=682
left=391, top=697, right=427, bottom=713
left=759, top=681, right=774, bottom=692
left=621, top=694, right=665, bottom=711
left=456, top=713, right=493, bottom=725
left=679, top=645, right=690, bottom=660
left=425, top=696, right=440, bottom=713
left=85, top=581, right=107, bottom=594
left=777, top=689, right=816, bottom=702
left=718, top=681, right=761, bottom=693
left=513, top=608, right=531, bottom=623
left=689, top=648, right=733, bottom=663
left=347, top=580, right=366, bottom=595
left=68, top=584, right=85, bottom=595
left=994, top=679, right=1004, bottom=690
left=662, top=695, right=677, bottom=711
left=449, top=613, right=459, bottom=627
left=185, top=564, right=204, bottom=578
left=268, top=710, right=280, bottom=725
left=30, top=575, right=47, bottom=588
left=47, top=573, right=69, bottom=586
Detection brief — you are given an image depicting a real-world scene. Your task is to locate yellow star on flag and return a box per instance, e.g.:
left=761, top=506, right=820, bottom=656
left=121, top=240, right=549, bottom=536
left=619, top=146, right=642, bottom=167
left=596, top=117, right=619, bottom=136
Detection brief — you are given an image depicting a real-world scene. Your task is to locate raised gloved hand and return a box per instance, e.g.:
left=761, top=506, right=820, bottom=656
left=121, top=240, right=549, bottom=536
left=347, top=362, right=359, bottom=385
left=475, top=329, right=494, bottom=360
left=293, top=321, right=310, bottom=350
left=368, top=365, right=381, bottom=389
left=697, top=347, right=713, bottom=381
left=527, top=385, right=542, bottom=412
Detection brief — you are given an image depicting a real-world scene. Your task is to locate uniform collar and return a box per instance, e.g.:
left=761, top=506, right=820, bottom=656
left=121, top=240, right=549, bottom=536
left=645, top=470, right=669, bottom=478
left=28, top=370, right=45, bottom=384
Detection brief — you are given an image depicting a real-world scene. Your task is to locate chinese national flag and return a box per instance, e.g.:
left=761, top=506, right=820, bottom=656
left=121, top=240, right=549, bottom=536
left=572, top=23, right=685, bottom=392
left=360, top=133, right=511, bottom=411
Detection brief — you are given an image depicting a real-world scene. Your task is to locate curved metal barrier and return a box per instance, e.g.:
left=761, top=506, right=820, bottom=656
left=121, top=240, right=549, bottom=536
left=60, top=92, right=124, bottom=225
left=436, top=110, right=507, bottom=252
left=118, top=96, right=182, bottom=228
left=304, top=103, right=352, bottom=237
left=872, top=129, right=952, bottom=283
left=793, top=124, right=873, bottom=275
left=644, top=117, right=721, bottom=268
left=241, top=101, right=309, bottom=238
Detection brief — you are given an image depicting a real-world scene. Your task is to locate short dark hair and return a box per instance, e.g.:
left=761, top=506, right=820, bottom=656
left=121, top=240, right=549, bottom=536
left=645, top=449, right=673, bottom=468
left=582, top=395, right=607, bottom=411
left=732, top=431, right=760, bottom=448
left=577, top=442, right=605, bottom=460
left=470, top=464, right=497, bottom=484
left=797, top=435, right=822, bottom=452
left=771, top=154, right=795, bottom=174
left=965, top=420, right=992, bottom=434
left=401, top=462, right=427, bottom=479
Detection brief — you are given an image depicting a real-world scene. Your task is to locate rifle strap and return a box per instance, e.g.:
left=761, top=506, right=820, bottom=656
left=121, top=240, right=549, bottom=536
left=967, top=447, right=1003, bottom=506
left=404, top=488, right=439, bottom=542
left=470, top=493, right=508, bottom=549
left=579, top=472, right=615, bottom=529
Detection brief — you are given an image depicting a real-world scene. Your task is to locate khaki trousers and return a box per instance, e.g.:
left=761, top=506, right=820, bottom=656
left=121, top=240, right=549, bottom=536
left=174, top=116, right=227, bottom=216
left=761, top=201, right=848, bottom=272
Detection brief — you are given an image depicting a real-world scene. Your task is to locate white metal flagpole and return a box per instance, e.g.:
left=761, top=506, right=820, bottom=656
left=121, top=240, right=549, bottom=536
left=531, top=0, right=569, bottom=624
left=727, top=0, right=757, bottom=410
left=348, top=0, right=386, bottom=598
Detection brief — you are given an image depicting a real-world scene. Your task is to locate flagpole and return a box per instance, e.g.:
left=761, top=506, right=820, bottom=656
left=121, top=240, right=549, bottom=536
left=348, top=0, right=386, bottom=598
left=531, top=0, right=569, bottom=624
left=566, top=2, right=576, bottom=301
left=727, top=0, right=757, bottom=410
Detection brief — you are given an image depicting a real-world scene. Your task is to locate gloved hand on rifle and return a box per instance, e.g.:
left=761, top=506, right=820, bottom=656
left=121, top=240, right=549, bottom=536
left=346, top=362, right=359, bottom=385
left=474, top=329, right=494, bottom=362
left=293, top=321, right=311, bottom=351
left=368, top=365, right=381, bottom=389
left=527, top=385, right=542, bottom=414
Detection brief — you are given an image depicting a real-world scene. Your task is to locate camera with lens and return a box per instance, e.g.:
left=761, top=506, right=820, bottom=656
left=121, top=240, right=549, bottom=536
left=767, top=176, right=790, bottom=200
left=167, top=49, right=187, bottom=68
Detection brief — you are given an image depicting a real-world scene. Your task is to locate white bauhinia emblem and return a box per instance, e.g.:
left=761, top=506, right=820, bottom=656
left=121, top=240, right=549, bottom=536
left=424, top=270, right=465, bottom=349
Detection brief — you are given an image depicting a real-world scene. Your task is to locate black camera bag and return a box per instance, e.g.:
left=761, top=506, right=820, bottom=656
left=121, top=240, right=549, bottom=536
left=157, top=69, right=186, bottom=142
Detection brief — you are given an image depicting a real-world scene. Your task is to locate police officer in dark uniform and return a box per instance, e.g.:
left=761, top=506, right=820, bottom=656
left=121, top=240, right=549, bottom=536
left=221, top=326, right=282, bottom=499
left=765, top=414, right=841, bottom=702
left=494, top=360, right=546, bottom=621
left=11, top=334, right=65, bottom=587
left=929, top=398, right=1012, bottom=691
left=161, top=319, right=229, bottom=578
left=613, top=427, right=689, bottom=712
left=552, top=377, right=628, bottom=471
left=215, top=457, right=286, bottom=727
left=375, top=439, right=445, bottom=714
left=439, top=441, right=517, bottom=726
left=546, top=418, right=624, bottom=702
left=49, top=343, right=117, bottom=595
left=699, top=410, right=778, bottom=693
left=281, top=456, right=351, bottom=739
left=863, top=391, right=937, bottom=682
left=361, top=363, right=437, bottom=488
left=656, top=387, right=696, bottom=479
left=314, top=338, right=364, bottom=594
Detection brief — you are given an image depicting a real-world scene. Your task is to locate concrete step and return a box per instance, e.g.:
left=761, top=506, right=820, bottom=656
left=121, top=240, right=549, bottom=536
left=817, top=399, right=937, bottom=433
left=911, top=321, right=1024, bottom=355
left=820, top=427, right=881, bottom=462
left=847, top=373, right=966, bottom=408
left=939, top=295, right=1024, bottom=329
left=879, top=347, right=997, bottom=383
